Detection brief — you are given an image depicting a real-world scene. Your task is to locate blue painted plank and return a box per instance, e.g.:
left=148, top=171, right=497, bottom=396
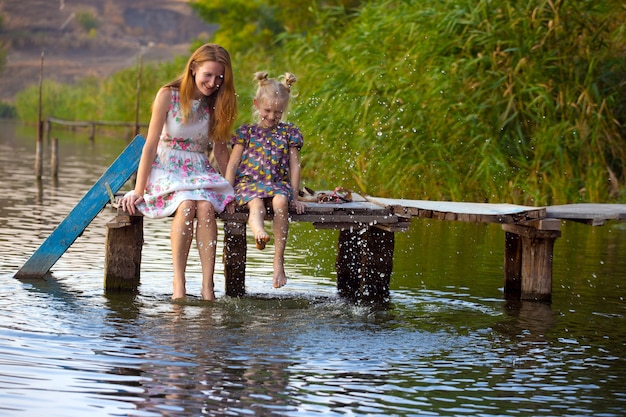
left=14, top=135, right=146, bottom=279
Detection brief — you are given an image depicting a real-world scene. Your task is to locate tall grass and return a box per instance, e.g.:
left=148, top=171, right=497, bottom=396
left=14, top=0, right=625, bottom=204
left=275, top=0, right=625, bottom=204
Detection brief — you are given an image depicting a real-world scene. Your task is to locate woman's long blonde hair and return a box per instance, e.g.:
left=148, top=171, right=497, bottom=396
left=165, top=43, right=237, bottom=142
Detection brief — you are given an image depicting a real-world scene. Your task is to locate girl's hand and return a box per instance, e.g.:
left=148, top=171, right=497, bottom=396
left=292, top=199, right=306, bottom=214
left=120, top=191, right=144, bottom=215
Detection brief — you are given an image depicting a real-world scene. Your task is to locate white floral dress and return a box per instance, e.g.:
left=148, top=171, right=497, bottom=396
left=136, top=88, right=234, bottom=219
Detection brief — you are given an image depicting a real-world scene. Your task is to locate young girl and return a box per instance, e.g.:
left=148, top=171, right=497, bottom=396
left=119, top=43, right=237, bottom=301
left=225, top=71, right=306, bottom=289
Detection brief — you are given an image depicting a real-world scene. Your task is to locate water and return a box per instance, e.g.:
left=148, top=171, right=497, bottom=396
left=1, top=121, right=625, bottom=416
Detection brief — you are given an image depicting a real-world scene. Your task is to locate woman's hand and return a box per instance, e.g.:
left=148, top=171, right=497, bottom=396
left=225, top=200, right=236, bottom=215
left=119, top=191, right=144, bottom=215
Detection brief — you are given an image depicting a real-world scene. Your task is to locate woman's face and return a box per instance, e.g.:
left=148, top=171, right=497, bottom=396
left=192, top=61, right=225, bottom=98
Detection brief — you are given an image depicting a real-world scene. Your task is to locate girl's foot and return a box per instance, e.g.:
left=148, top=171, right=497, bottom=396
left=255, top=233, right=270, bottom=250
left=273, top=272, right=287, bottom=288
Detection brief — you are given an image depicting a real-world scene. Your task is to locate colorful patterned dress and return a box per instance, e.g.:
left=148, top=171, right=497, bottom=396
left=136, top=89, right=234, bottom=219
left=231, top=122, right=304, bottom=205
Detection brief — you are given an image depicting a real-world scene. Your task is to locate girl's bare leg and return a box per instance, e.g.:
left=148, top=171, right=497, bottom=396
left=272, top=195, right=289, bottom=288
left=170, top=201, right=196, bottom=299
left=247, top=198, right=269, bottom=249
left=196, top=200, right=217, bottom=300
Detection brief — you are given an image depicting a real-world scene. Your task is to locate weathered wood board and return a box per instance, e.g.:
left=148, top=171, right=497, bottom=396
left=15, top=135, right=146, bottom=279
left=546, top=204, right=626, bottom=226
left=365, top=197, right=546, bottom=224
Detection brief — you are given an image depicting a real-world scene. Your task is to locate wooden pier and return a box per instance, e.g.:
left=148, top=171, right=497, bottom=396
left=13, top=133, right=625, bottom=304
left=103, top=193, right=626, bottom=305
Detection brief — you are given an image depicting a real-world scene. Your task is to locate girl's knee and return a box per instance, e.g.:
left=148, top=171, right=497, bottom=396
left=273, top=194, right=288, bottom=210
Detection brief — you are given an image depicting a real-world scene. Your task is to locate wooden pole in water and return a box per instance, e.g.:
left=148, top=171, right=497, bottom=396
left=35, top=51, right=44, bottom=179
left=51, top=138, right=59, bottom=177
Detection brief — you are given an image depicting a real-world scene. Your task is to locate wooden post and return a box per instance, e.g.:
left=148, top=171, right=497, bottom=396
left=336, top=229, right=363, bottom=301
left=504, top=231, right=522, bottom=299
left=51, top=137, right=59, bottom=178
left=502, top=221, right=561, bottom=302
left=359, top=227, right=394, bottom=306
left=35, top=51, right=44, bottom=179
left=223, top=221, right=247, bottom=297
left=519, top=234, right=556, bottom=302
left=104, top=211, right=143, bottom=291
left=336, top=227, right=394, bottom=305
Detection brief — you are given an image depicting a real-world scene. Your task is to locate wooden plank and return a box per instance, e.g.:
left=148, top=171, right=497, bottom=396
left=546, top=204, right=626, bottom=226
left=366, top=196, right=546, bottom=224
left=14, top=135, right=146, bottom=279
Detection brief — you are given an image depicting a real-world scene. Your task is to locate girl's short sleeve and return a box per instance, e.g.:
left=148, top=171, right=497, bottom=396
left=231, top=125, right=248, bottom=147
left=287, top=124, right=304, bottom=151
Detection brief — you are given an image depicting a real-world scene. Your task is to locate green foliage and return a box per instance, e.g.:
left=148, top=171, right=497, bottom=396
left=190, top=0, right=361, bottom=52
left=75, top=11, right=99, bottom=32
left=270, top=0, right=626, bottom=204
left=14, top=58, right=181, bottom=124
left=12, top=0, right=626, bottom=204
left=0, top=101, right=16, bottom=118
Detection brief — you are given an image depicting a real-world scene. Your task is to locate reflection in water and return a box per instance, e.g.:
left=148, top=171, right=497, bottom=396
left=1, top=122, right=626, bottom=416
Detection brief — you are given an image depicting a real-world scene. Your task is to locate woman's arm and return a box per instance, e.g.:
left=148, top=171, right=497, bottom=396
left=212, top=140, right=230, bottom=176
left=121, top=87, right=169, bottom=214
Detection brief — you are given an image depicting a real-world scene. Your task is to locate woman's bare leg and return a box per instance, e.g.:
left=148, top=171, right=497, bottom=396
left=170, top=200, right=196, bottom=299
left=196, top=200, right=217, bottom=300
left=272, top=195, right=289, bottom=288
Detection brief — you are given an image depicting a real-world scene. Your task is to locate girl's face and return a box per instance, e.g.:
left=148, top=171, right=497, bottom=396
left=192, top=61, right=225, bottom=98
left=255, top=97, right=287, bottom=128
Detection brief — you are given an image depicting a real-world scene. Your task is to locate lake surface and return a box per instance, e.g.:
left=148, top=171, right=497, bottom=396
left=1, top=121, right=625, bottom=416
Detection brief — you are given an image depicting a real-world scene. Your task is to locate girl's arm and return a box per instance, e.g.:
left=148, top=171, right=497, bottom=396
left=289, top=147, right=306, bottom=214
left=121, top=87, right=169, bottom=215
left=225, top=143, right=244, bottom=186
left=212, top=140, right=230, bottom=176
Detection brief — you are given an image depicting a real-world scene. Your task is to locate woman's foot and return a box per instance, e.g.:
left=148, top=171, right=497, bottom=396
left=202, top=289, right=216, bottom=301
left=172, top=279, right=186, bottom=300
left=255, top=232, right=270, bottom=250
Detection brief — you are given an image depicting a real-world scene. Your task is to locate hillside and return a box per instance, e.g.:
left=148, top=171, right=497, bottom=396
left=0, top=0, right=216, bottom=103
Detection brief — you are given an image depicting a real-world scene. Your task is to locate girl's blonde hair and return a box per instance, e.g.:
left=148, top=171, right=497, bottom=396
left=165, top=43, right=237, bottom=142
left=253, top=71, right=297, bottom=118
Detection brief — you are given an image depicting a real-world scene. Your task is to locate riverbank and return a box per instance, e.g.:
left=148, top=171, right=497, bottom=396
left=0, top=0, right=214, bottom=103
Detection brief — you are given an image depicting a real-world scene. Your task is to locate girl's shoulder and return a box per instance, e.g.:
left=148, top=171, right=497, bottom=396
left=279, top=122, right=303, bottom=136
left=235, top=123, right=256, bottom=133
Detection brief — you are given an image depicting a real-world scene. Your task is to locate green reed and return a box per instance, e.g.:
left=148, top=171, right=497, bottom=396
left=14, top=0, right=625, bottom=204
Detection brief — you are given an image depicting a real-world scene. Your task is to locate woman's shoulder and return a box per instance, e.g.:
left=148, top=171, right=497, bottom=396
left=155, top=87, right=175, bottom=102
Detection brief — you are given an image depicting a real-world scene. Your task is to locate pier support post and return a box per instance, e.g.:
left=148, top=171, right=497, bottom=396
left=104, top=211, right=143, bottom=291
left=359, top=227, right=394, bottom=305
left=336, top=226, right=394, bottom=306
left=503, top=231, right=522, bottom=299
left=223, top=221, right=247, bottom=297
left=336, top=229, right=363, bottom=301
left=502, top=221, right=561, bottom=302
